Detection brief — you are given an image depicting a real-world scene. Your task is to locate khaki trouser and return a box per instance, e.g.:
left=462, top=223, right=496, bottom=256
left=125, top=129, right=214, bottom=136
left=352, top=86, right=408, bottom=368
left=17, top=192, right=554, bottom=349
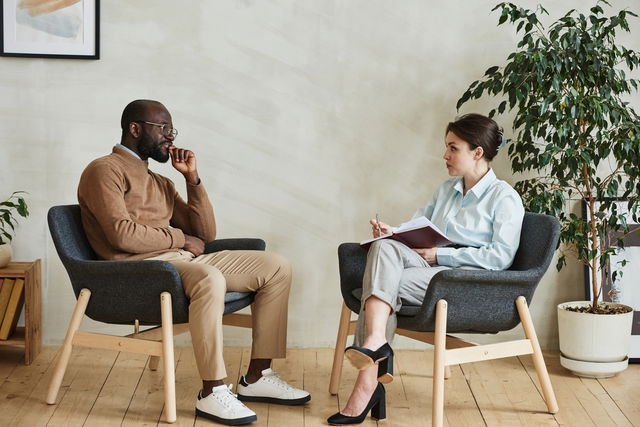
left=147, top=249, right=292, bottom=380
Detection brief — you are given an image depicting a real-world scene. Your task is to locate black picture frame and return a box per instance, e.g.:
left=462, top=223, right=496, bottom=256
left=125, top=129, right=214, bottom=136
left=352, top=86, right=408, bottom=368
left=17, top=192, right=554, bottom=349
left=583, top=198, right=640, bottom=363
left=1, top=0, right=99, bottom=59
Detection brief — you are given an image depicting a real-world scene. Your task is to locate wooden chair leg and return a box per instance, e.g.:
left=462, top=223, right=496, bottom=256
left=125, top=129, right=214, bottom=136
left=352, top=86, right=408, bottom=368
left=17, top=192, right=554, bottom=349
left=516, top=296, right=559, bottom=414
left=149, top=356, right=160, bottom=371
left=160, top=292, right=177, bottom=423
left=432, top=300, right=448, bottom=427
left=46, top=289, right=91, bottom=404
left=444, top=366, right=452, bottom=379
left=329, top=302, right=353, bottom=395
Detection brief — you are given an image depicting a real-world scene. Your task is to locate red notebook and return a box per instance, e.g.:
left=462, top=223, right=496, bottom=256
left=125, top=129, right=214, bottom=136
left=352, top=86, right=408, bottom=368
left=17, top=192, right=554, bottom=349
left=360, top=217, right=451, bottom=249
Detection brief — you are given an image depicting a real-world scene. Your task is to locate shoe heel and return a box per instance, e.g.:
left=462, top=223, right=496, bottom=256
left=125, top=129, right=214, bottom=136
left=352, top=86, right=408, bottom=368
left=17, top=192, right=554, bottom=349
left=377, top=353, right=394, bottom=384
left=371, top=392, right=386, bottom=420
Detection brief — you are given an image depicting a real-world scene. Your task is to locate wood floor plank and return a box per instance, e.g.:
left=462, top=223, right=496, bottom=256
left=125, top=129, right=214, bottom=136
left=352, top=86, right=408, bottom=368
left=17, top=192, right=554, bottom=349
left=85, top=351, right=149, bottom=426
left=0, top=346, right=24, bottom=386
left=45, top=348, right=119, bottom=426
left=521, top=352, right=632, bottom=427
left=7, top=346, right=89, bottom=427
left=119, top=354, right=165, bottom=427
left=580, top=376, right=633, bottom=427
left=173, top=346, right=200, bottom=427
left=386, top=349, right=430, bottom=427
left=442, top=366, right=487, bottom=426
left=0, top=347, right=58, bottom=426
left=302, top=348, right=339, bottom=427
left=597, top=363, right=640, bottom=426
left=462, top=355, right=557, bottom=427
left=1, top=347, right=638, bottom=426
left=395, top=349, right=485, bottom=427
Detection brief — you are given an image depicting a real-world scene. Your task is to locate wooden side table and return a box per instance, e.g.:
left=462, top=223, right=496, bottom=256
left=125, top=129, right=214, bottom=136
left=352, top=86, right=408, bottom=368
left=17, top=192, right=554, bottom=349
left=0, top=260, right=42, bottom=364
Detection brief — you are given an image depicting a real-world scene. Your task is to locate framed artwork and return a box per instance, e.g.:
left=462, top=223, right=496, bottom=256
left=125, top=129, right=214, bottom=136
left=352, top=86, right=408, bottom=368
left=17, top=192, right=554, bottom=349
left=1, top=0, right=99, bottom=59
left=583, top=198, right=640, bottom=363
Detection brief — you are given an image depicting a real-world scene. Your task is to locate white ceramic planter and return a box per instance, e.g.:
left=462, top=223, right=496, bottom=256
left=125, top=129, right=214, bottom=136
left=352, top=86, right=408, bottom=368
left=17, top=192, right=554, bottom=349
left=0, top=244, right=12, bottom=268
left=558, top=301, right=633, bottom=378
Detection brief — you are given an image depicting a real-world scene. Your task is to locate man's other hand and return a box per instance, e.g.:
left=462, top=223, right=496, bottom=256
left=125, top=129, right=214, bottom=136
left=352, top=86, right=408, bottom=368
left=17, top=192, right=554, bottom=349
left=169, top=146, right=199, bottom=185
left=183, top=234, right=205, bottom=257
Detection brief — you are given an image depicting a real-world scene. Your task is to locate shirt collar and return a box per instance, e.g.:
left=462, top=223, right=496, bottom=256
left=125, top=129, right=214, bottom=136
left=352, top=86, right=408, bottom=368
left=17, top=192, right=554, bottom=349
left=116, top=143, right=143, bottom=161
left=453, top=168, right=497, bottom=197
left=469, top=168, right=497, bottom=197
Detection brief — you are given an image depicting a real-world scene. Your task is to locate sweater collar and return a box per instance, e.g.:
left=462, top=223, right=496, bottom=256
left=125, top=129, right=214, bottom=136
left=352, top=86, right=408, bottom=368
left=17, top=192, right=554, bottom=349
left=112, top=145, right=149, bottom=169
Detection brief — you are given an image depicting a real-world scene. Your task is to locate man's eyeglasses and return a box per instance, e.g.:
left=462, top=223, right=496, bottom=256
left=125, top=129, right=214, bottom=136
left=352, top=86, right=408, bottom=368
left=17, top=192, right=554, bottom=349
left=134, top=121, right=178, bottom=138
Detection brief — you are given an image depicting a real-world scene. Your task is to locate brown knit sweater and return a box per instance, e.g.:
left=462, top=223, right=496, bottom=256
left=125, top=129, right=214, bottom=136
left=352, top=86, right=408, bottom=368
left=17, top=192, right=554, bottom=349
left=77, top=146, right=216, bottom=260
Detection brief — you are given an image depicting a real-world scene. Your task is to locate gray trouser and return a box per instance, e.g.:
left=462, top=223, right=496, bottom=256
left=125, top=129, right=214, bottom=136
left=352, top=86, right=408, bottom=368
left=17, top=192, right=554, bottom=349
left=354, top=239, right=450, bottom=345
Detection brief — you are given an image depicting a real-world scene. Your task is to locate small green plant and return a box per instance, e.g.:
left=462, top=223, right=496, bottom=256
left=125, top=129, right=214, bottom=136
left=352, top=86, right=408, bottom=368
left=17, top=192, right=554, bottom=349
left=457, top=1, right=640, bottom=311
left=0, top=192, right=29, bottom=244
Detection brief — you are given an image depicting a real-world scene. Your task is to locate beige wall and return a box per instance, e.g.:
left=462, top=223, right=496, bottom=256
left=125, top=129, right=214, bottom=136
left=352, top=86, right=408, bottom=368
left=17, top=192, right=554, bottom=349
left=1, top=0, right=638, bottom=349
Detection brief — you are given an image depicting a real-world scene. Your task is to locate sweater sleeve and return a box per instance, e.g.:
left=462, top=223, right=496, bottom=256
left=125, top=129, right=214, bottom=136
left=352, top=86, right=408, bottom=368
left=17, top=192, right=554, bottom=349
left=78, top=161, right=185, bottom=254
left=169, top=180, right=217, bottom=242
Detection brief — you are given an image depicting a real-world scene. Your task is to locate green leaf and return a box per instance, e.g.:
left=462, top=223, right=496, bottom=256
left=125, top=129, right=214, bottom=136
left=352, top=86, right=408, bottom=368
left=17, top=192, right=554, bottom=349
left=484, top=65, right=500, bottom=76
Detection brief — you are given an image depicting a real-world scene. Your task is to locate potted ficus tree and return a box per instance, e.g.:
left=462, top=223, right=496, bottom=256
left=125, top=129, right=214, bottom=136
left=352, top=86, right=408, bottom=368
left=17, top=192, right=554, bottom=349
left=457, top=1, right=640, bottom=377
left=0, top=192, right=29, bottom=268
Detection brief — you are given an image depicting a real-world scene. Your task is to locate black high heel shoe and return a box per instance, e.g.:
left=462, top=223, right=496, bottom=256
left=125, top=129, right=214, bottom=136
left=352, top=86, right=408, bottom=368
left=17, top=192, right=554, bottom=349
left=327, top=383, right=386, bottom=425
left=344, top=342, right=393, bottom=371
left=377, top=352, right=394, bottom=384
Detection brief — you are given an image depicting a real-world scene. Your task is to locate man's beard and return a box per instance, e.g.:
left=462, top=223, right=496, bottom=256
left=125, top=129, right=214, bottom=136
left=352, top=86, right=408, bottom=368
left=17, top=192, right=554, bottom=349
left=138, top=133, right=170, bottom=163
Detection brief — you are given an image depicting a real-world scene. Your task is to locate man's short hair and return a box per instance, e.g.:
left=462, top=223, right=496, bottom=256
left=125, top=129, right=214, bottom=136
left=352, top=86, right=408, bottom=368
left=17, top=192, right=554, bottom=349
left=120, top=99, right=162, bottom=131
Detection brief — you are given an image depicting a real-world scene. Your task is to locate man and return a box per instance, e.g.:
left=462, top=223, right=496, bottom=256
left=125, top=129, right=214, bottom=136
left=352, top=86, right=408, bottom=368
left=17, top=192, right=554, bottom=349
left=78, top=99, right=310, bottom=425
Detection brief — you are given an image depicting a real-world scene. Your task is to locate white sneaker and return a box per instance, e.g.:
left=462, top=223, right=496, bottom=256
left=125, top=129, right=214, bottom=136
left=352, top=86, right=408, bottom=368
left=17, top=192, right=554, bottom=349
left=195, top=384, right=257, bottom=425
left=237, top=368, right=311, bottom=405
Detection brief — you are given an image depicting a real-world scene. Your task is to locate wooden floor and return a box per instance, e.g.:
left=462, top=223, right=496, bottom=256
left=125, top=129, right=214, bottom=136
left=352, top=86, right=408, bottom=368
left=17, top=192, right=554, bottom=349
left=0, top=346, right=638, bottom=426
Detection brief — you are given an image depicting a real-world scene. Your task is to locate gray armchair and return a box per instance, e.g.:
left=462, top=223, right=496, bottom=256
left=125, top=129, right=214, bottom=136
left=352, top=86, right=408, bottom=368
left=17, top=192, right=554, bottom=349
left=45, top=205, right=261, bottom=423
left=329, top=212, right=561, bottom=426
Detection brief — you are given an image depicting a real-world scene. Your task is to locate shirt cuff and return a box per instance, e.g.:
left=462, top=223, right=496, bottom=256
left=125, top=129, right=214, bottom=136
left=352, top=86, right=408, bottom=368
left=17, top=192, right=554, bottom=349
left=436, top=247, right=458, bottom=267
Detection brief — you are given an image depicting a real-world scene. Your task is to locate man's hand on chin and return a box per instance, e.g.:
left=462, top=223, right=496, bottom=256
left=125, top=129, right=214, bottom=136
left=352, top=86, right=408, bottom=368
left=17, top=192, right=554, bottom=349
left=169, top=146, right=200, bottom=185
left=183, top=234, right=205, bottom=257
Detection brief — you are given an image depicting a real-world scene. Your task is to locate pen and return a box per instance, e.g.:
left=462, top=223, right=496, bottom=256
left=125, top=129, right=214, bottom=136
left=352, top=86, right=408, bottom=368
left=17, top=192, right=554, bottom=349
left=376, top=213, right=381, bottom=235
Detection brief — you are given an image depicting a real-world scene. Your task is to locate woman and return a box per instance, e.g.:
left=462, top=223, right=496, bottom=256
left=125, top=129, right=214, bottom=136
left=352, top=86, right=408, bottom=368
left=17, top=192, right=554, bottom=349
left=327, top=113, right=524, bottom=425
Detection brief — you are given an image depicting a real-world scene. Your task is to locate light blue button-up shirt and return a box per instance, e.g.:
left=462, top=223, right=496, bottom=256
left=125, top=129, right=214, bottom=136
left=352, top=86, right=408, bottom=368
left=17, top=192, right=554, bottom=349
left=411, top=169, right=524, bottom=270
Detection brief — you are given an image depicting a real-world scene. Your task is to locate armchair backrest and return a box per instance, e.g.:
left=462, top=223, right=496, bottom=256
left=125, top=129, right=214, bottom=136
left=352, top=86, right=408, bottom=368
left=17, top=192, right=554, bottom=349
left=509, top=212, right=560, bottom=274
left=48, top=204, right=191, bottom=324
left=48, top=205, right=97, bottom=264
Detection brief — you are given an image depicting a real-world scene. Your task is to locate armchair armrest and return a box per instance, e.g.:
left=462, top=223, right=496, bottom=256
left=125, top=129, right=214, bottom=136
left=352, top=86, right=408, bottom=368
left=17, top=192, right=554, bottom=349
left=66, top=258, right=189, bottom=325
left=429, top=267, right=539, bottom=285
left=407, top=268, right=541, bottom=333
left=205, top=238, right=266, bottom=253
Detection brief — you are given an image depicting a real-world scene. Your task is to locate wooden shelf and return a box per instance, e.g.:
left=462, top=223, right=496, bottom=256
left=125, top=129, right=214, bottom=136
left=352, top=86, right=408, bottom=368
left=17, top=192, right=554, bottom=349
left=1, top=326, right=25, bottom=345
left=0, top=260, right=41, bottom=364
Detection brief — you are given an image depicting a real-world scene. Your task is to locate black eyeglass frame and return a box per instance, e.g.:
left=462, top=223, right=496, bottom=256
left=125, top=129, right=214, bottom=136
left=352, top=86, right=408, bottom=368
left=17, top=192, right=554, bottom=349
left=134, top=120, right=178, bottom=138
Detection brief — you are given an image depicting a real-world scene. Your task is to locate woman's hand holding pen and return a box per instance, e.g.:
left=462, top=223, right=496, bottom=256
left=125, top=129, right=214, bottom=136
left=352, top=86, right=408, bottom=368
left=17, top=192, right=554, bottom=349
left=369, top=218, right=392, bottom=238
